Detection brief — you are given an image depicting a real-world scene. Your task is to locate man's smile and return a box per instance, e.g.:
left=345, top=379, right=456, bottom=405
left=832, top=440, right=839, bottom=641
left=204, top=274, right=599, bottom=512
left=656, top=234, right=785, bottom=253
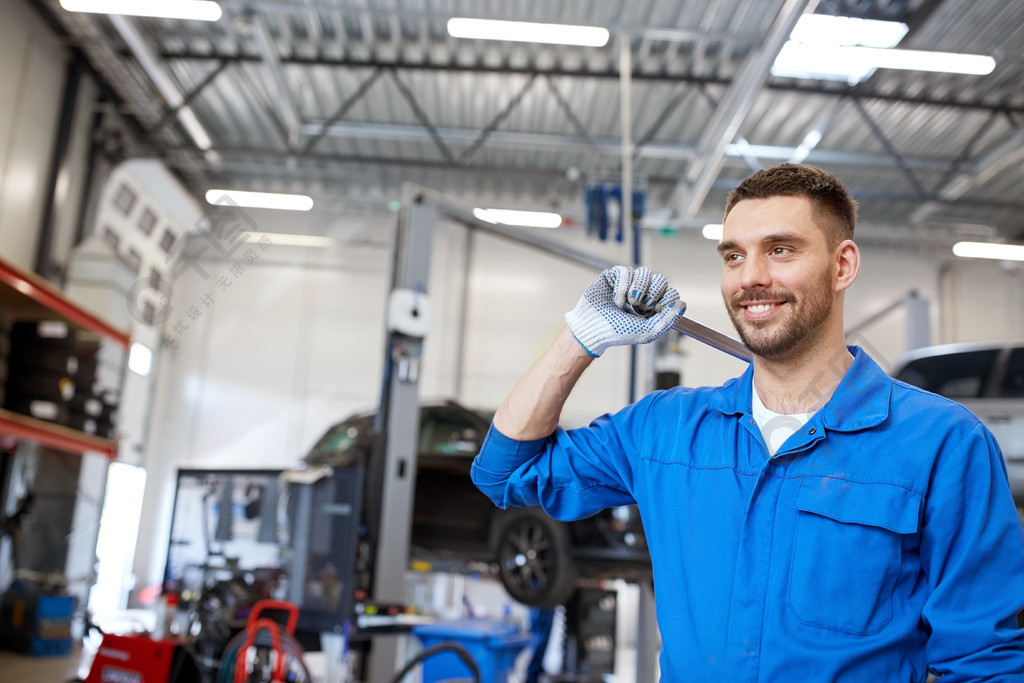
left=741, top=301, right=784, bottom=320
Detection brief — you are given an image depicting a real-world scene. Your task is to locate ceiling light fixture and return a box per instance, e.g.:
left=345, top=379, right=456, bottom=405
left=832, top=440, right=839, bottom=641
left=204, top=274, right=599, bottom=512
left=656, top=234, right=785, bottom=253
left=60, top=0, right=222, bottom=21
left=772, top=14, right=995, bottom=83
left=702, top=224, right=724, bottom=241
left=239, top=232, right=334, bottom=248
left=205, top=189, right=314, bottom=211
left=776, top=43, right=995, bottom=79
left=952, top=241, right=1024, bottom=262
left=473, top=208, right=563, bottom=229
left=447, top=18, right=610, bottom=47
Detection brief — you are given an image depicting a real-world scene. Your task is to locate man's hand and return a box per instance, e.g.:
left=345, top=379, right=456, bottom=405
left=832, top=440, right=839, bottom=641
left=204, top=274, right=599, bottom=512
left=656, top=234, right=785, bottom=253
left=565, top=266, right=686, bottom=358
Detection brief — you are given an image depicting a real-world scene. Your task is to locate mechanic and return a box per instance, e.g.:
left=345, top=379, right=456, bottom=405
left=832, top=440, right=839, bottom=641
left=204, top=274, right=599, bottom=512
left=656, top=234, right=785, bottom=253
left=471, top=163, right=1024, bottom=681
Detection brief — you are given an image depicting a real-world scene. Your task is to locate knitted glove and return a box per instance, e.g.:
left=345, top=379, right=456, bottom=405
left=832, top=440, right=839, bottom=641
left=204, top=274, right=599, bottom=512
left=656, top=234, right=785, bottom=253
left=565, top=266, right=685, bottom=357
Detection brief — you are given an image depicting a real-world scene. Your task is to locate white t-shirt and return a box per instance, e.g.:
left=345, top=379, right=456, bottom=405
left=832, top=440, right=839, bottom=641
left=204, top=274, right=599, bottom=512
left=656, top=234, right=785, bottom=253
left=751, top=385, right=813, bottom=457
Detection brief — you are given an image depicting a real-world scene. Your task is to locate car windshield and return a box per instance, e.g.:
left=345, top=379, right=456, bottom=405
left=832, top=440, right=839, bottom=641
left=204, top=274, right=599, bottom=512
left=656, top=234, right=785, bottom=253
left=314, top=416, right=373, bottom=455
left=419, top=411, right=486, bottom=457
left=896, top=349, right=1000, bottom=399
left=1002, top=348, right=1024, bottom=398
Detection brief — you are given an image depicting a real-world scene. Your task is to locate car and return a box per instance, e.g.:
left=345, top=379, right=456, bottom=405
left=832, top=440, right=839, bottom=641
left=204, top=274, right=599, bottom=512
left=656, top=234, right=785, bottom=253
left=304, top=400, right=652, bottom=608
left=889, top=340, right=1024, bottom=502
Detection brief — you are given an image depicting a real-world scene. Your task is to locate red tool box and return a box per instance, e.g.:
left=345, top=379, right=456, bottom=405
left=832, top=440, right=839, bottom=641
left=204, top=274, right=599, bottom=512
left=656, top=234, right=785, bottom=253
left=84, top=633, right=199, bottom=683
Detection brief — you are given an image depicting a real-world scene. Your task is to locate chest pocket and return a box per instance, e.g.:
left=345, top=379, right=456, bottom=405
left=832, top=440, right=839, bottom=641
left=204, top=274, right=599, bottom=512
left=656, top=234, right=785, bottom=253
left=788, top=477, right=922, bottom=635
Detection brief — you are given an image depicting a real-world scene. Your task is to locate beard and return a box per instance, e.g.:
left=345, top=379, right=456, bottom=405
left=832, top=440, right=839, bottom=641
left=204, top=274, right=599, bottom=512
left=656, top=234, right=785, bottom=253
left=725, top=266, right=835, bottom=361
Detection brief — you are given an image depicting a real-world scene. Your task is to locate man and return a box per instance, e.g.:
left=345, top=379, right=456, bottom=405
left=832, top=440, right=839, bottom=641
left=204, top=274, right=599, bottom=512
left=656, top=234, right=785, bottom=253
left=471, top=164, right=1024, bottom=681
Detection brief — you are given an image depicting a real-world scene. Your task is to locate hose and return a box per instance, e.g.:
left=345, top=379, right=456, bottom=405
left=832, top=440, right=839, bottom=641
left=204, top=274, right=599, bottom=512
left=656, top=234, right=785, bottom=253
left=388, top=641, right=482, bottom=683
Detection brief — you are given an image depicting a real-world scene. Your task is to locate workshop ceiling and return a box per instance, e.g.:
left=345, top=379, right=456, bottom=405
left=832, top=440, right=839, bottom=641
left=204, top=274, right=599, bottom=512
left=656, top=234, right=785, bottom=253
left=39, top=0, right=1024, bottom=246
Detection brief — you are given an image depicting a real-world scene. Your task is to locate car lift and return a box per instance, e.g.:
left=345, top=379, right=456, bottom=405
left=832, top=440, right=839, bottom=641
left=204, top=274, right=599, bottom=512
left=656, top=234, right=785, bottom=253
left=366, top=185, right=752, bottom=682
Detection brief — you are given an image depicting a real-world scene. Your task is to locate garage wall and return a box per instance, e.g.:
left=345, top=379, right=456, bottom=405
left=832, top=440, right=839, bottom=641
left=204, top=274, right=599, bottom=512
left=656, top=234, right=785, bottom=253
left=128, top=197, right=1024, bottom=592
left=0, top=2, right=65, bottom=269
left=0, top=1, right=98, bottom=277
left=941, top=259, right=1024, bottom=343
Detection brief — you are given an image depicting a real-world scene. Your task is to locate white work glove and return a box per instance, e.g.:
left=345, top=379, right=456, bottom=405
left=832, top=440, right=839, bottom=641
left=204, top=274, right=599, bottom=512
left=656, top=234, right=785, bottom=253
left=565, top=265, right=685, bottom=357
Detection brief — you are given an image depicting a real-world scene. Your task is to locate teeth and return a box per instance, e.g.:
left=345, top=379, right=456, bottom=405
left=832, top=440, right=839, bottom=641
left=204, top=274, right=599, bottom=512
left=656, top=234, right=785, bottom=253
left=747, top=304, right=772, bottom=313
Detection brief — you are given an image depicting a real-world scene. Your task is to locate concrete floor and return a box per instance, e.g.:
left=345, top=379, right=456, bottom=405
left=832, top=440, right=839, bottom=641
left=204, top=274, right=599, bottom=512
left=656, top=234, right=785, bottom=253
left=0, top=644, right=90, bottom=681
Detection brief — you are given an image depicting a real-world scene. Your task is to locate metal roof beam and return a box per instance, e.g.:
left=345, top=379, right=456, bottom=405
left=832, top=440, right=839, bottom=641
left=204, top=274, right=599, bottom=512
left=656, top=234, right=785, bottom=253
left=251, top=16, right=303, bottom=150
left=695, top=85, right=763, bottom=172
left=302, top=67, right=385, bottom=154
left=153, top=50, right=1024, bottom=115
left=165, top=147, right=1024, bottom=214
left=110, top=14, right=214, bottom=152
left=910, top=126, right=1024, bottom=224
left=938, top=127, right=1024, bottom=200
left=232, top=61, right=295, bottom=150
left=543, top=75, right=610, bottom=173
left=669, top=0, right=816, bottom=218
left=146, top=59, right=230, bottom=140
left=458, top=73, right=540, bottom=165
left=217, top=1, right=765, bottom=43
left=851, top=98, right=927, bottom=197
left=295, top=120, right=955, bottom=171
left=387, top=68, right=455, bottom=164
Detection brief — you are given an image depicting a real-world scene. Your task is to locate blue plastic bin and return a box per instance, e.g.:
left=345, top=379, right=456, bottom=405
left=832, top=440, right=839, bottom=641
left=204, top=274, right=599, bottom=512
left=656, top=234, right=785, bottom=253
left=412, top=618, right=533, bottom=683
left=0, top=589, right=74, bottom=656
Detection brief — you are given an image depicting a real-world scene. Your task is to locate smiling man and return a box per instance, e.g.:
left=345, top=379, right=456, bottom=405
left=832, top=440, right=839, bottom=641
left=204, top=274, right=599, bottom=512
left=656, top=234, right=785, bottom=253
left=471, top=163, right=1024, bottom=681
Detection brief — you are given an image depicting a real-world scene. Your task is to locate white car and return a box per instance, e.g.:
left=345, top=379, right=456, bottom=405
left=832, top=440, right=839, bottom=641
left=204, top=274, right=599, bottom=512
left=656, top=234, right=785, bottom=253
left=890, top=340, right=1024, bottom=499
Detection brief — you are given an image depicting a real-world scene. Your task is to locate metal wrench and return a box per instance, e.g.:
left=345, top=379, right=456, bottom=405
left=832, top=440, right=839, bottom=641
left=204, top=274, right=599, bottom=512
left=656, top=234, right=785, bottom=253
left=673, top=315, right=752, bottom=363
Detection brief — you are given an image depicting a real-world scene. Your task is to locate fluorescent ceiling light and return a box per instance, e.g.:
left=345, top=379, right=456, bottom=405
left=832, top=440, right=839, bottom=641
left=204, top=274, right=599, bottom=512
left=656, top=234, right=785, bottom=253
left=775, top=43, right=996, bottom=81
left=447, top=18, right=609, bottom=47
left=239, top=232, right=334, bottom=248
left=772, top=14, right=995, bottom=83
left=128, top=342, right=153, bottom=376
left=702, top=224, right=723, bottom=241
left=205, top=189, right=314, bottom=211
left=473, top=208, right=563, bottom=229
left=952, top=241, right=1024, bottom=262
left=60, top=0, right=222, bottom=21
left=790, top=14, right=908, bottom=48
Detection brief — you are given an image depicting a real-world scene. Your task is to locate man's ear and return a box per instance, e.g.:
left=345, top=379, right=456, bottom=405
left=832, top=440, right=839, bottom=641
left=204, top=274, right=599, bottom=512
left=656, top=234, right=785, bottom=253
left=834, top=239, right=860, bottom=293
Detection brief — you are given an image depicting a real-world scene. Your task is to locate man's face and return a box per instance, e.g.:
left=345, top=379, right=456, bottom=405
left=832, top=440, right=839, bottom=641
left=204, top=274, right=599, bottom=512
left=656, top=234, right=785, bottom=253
left=718, top=195, right=839, bottom=361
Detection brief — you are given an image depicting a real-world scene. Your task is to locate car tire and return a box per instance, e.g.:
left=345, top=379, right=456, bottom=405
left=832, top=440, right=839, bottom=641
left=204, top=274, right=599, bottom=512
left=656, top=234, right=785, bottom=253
left=492, top=508, right=577, bottom=609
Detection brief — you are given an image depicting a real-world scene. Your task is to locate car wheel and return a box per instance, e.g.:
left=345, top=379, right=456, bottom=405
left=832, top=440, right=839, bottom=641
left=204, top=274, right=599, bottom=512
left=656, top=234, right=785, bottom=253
left=493, top=509, right=577, bottom=608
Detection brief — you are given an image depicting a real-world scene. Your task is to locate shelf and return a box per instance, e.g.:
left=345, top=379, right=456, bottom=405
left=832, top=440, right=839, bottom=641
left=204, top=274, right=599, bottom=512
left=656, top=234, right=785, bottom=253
left=0, top=255, right=130, bottom=349
left=0, top=408, right=115, bottom=459
left=0, top=255, right=127, bottom=459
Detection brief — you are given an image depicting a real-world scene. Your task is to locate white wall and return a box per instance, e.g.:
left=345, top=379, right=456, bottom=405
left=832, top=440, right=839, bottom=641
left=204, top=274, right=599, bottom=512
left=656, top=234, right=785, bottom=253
left=128, top=196, right=1024, bottom=592
left=0, top=1, right=100, bottom=278
left=0, top=1, right=67, bottom=270
left=941, top=259, right=1024, bottom=343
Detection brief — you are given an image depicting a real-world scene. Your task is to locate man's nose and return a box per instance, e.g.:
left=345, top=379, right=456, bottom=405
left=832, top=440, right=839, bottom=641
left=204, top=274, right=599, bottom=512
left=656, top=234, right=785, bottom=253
left=740, top=255, right=771, bottom=289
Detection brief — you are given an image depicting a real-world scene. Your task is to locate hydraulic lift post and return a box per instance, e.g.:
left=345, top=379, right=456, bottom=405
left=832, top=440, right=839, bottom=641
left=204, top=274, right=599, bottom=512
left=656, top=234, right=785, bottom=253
left=366, top=195, right=436, bottom=682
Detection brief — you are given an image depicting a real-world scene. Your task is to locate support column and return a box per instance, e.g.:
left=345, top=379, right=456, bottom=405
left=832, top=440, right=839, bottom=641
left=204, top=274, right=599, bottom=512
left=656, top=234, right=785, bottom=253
left=367, top=194, right=436, bottom=682
left=636, top=581, right=660, bottom=682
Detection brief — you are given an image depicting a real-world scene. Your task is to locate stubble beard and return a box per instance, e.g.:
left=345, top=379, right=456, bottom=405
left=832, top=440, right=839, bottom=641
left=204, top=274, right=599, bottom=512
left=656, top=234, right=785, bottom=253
left=725, top=267, right=835, bottom=361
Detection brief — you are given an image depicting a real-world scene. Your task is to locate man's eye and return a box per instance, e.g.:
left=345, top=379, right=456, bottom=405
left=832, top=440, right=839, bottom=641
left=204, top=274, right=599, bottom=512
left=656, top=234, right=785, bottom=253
left=770, top=246, right=789, bottom=255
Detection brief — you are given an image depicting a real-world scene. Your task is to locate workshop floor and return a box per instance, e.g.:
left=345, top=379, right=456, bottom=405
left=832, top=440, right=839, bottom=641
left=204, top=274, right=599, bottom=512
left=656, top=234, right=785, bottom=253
left=0, top=639, right=639, bottom=682
left=0, top=645, right=90, bottom=681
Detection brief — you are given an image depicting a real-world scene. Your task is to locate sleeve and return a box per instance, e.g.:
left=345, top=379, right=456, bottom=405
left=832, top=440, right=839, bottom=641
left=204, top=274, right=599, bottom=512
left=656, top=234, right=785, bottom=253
left=921, top=422, right=1024, bottom=681
left=470, top=392, right=664, bottom=521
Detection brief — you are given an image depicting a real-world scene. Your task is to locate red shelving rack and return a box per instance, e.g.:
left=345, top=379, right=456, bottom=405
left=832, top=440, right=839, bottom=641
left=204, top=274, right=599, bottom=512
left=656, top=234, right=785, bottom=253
left=0, top=255, right=130, bottom=459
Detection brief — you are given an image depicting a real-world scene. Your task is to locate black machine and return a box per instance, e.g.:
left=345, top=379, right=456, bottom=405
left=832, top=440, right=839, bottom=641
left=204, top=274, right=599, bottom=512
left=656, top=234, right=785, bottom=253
left=162, top=466, right=365, bottom=680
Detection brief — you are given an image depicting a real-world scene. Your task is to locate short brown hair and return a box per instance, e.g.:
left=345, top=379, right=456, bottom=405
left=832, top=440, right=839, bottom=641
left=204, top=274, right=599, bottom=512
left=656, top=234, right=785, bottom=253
left=724, top=163, right=857, bottom=247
